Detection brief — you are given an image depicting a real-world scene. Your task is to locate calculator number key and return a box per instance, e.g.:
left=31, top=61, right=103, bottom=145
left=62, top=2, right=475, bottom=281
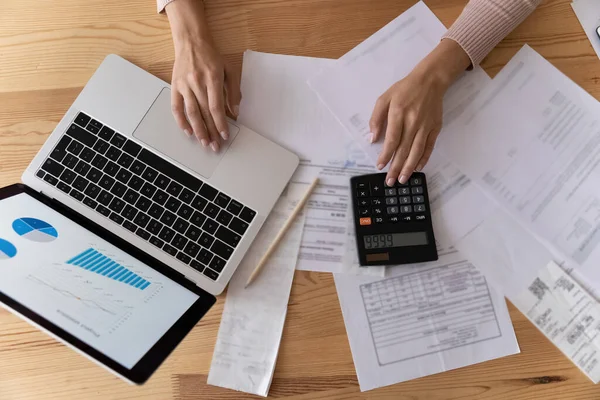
left=413, top=195, right=425, bottom=204
left=385, top=197, right=398, bottom=205
left=384, top=188, right=396, bottom=196
left=411, top=186, right=423, bottom=195
left=414, top=204, right=426, bottom=212
left=410, top=177, right=423, bottom=185
left=387, top=206, right=399, bottom=214
left=398, top=187, right=410, bottom=195
left=400, top=205, right=413, bottom=213
left=399, top=196, right=411, bottom=204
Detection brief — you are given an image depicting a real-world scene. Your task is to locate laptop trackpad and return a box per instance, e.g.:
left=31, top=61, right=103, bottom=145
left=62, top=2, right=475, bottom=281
left=133, top=88, right=239, bottom=179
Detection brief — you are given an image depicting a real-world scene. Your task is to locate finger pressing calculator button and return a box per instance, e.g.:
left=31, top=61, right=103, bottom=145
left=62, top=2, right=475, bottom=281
left=374, top=216, right=384, bottom=224
left=410, top=177, right=423, bottom=185
left=371, top=198, right=383, bottom=206
left=358, top=198, right=369, bottom=207
left=411, top=186, right=423, bottom=194
left=385, top=197, right=398, bottom=205
left=399, top=196, right=411, bottom=204
left=414, top=204, right=426, bottom=212
left=372, top=207, right=383, bottom=215
left=359, top=217, right=372, bottom=226
left=388, top=216, right=399, bottom=223
left=415, top=214, right=426, bottom=221
left=387, top=206, right=399, bottom=214
left=359, top=208, right=370, bottom=216
left=400, top=205, right=413, bottom=213
left=413, top=195, right=424, bottom=203
left=370, top=183, right=383, bottom=196
left=384, top=188, right=396, bottom=196
left=398, top=187, right=410, bottom=195
left=357, top=189, right=368, bottom=197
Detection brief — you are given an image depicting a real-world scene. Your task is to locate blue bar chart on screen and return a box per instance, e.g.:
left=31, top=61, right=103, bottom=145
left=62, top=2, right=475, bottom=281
left=66, top=248, right=151, bottom=290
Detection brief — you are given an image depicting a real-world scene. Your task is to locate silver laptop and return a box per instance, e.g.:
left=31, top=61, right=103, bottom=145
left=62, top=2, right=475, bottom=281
left=22, top=54, right=299, bottom=296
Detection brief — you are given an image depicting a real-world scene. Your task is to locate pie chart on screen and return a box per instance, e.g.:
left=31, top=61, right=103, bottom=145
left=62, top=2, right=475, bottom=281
left=12, top=218, right=58, bottom=243
left=0, top=239, right=17, bottom=260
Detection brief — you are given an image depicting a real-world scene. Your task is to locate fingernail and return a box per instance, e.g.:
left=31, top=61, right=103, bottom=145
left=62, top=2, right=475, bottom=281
left=369, top=133, right=375, bottom=143
left=201, top=139, right=208, bottom=147
left=386, top=178, right=395, bottom=187
left=377, top=164, right=385, bottom=170
left=415, top=164, right=423, bottom=172
left=210, top=141, right=219, bottom=152
left=184, top=129, right=192, bottom=136
left=233, top=105, right=240, bottom=117
left=399, top=175, right=408, bottom=184
left=220, top=131, right=229, bottom=140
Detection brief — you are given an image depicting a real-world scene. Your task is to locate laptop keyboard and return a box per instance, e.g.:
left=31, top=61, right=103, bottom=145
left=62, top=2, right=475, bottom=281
left=36, top=112, right=256, bottom=282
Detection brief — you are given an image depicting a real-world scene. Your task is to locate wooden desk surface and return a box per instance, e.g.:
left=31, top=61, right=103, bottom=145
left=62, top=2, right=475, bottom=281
left=1, top=0, right=600, bottom=398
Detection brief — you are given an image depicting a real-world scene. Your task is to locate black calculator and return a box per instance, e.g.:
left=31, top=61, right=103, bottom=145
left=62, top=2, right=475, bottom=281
left=351, top=172, right=438, bottom=266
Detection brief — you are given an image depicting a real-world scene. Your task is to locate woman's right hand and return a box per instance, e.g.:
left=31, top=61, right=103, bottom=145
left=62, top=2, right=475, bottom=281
left=166, top=0, right=241, bottom=152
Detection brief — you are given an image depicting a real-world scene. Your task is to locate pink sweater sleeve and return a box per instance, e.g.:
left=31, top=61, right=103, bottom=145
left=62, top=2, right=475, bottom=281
left=443, top=0, right=542, bottom=66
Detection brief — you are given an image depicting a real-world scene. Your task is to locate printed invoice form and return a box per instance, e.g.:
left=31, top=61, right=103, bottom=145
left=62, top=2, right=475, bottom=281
left=438, top=45, right=600, bottom=293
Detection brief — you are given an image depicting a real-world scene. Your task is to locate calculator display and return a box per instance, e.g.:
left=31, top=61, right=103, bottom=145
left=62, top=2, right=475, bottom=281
left=363, top=232, right=428, bottom=249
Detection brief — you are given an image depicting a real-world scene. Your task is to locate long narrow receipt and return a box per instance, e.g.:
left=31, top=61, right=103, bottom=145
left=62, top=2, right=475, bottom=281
left=513, top=261, right=600, bottom=383
left=334, top=247, right=519, bottom=391
left=207, top=184, right=307, bottom=397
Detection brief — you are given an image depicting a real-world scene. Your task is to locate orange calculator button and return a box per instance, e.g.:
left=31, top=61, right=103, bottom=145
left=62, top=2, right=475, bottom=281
left=359, top=217, right=372, bottom=226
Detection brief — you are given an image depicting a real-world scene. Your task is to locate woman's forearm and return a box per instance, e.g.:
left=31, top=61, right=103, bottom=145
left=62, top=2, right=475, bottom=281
left=166, top=0, right=214, bottom=49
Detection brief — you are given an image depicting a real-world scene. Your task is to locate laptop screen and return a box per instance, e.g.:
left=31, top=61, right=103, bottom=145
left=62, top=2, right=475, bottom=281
left=0, top=192, right=199, bottom=369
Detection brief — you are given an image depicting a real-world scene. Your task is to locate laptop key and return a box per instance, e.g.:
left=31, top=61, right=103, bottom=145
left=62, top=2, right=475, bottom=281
left=198, top=232, right=214, bottom=249
left=69, top=189, right=85, bottom=202
left=209, top=256, right=226, bottom=272
left=91, top=154, right=108, bottom=170
left=240, top=207, right=256, bottom=223
left=87, top=119, right=103, bottom=134
left=138, top=148, right=202, bottom=191
left=202, top=218, right=218, bottom=234
left=123, top=189, right=139, bottom=205
left=83, top=197, right=98, bottom=209
left=197, top=248, right=213, bottom=265
left=129, top=175, right=144, bottom=191
left=163, top=243, right=178, bottom=256
left=155, top=174, right=170, bottom=190
left=199, top=183, right=218, bottom=201
left=115, top=168, right=132, bottom=184
left=133, top=213, right=150, bottom=229
left=173, top=218, right=189, bottom=234
left=211, top=239, right=234, bottom=260
left=63, top=153, right=78, bottom=169
left=147, top=219, right=163, bottom=235
left=191, top=195, right=207, bottom=212
left=165, top=197, right=181, bottom=214
left=190, top=211, right=206, bottom=228
left=98, top=175, right=115, bottom=190
left=109, top=212, right=124, bottom=225
left=98, top=126, right=114, bottom=141
left=171, top=233, right=188, bottom=251
left=160, top=210, right=177, bottom=227
left=185, top=225, right=202, bottom=241
left=141, top=182, right=157, bottom=198
left=130, top=159, right=146, bottom=175
left=43, top=174, right=58, bottom=186
left=66, top=124, right=96, bottom=147
left=190, top=260, right=205, bottom=273
left=229, top=217, right=249, bottom=235
left=67, top=140, right=84, bottom=156
left=216, top=209, right=233, bottom=226
left=176, top=252, right=191, bottom=264
left=159, top=226, right=176, bottom=242
left=110, top=132, right=127, bottom=148
left=105, top=146, right=121, bottom=162
left=167, top=181, right=183, bottom=197
left=135, top=195, right=152, bottom=211
left=84, top=183, right=101, bottom=199
left=184, top=241, right=201, bottom=258
left=215, top=225, right=241, bottom=248
left=103, top=161, right=119, bottom=177
left=109, top=198, right=126, bottom=213
left=203, top=268, right=219, bottom=281
left=74, top=112, right=91, bottom=127
left=36, top=170, right=45, bottom=179
left=149, top=236, right=164, bottom=249
left=97, top=190, right=114, bottom=207
left=96, top=205, right=111, bottom=217
left=148, top=203, right=164, bottom=219
left=86, top=167, right=102, bottom=183
left=93, top=138, right=110, bottom=155
left=50, top=137, right=70, bottom=162
left=177, top=204, right=193, bottom=219
left=74, top=160, right=91, bottom=176
left=204, top=203, right=220, bottom=219
left=123, top=140, right=142, bottom=157
left=111, top=181, right=127, bottom=198
left=80, top=148, right=95, bottom=163
left=122, top=204, right=138, bottom=221
left=214, top=193, right=230, bottom=208
left=226, top=199, right=243, bottom=215
left=141, top=166, right=159, bottom=182
left=122, top=221, right=137, bottom=232
left=179, top=188, right=195, bottom=203
left=135, top=228, right=151, bottom=241
left=59, top=170, right=76, bottom=185
left=41, top=158, right=64, bottom=177
left=117, top=153, right=134, bottom=169
left=57, top=181, right=70, bottom=193
left=152, top=190, right=168, bottom=205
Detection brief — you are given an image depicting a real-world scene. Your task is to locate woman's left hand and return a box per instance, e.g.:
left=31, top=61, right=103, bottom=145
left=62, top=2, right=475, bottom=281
left=369, top=39, right=471, bottom=186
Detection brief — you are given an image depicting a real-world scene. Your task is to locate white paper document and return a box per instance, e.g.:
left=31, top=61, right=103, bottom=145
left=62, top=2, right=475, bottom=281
left=207, top=184, right=307, bottom=397
left=438, top=45, right=600, bottom=293
left=513, top=261, right=600, bottom=383
left=239, top=50, right=377, bottom=274
left=572, top=0, right=600, bottom=61
left=334, top=246, right=519, bottom=391
left=308, top=0, right=491, bottom=165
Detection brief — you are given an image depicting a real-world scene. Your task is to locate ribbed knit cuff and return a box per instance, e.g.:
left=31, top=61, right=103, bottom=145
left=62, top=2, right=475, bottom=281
left=443, top=0, right=541, bottom=66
